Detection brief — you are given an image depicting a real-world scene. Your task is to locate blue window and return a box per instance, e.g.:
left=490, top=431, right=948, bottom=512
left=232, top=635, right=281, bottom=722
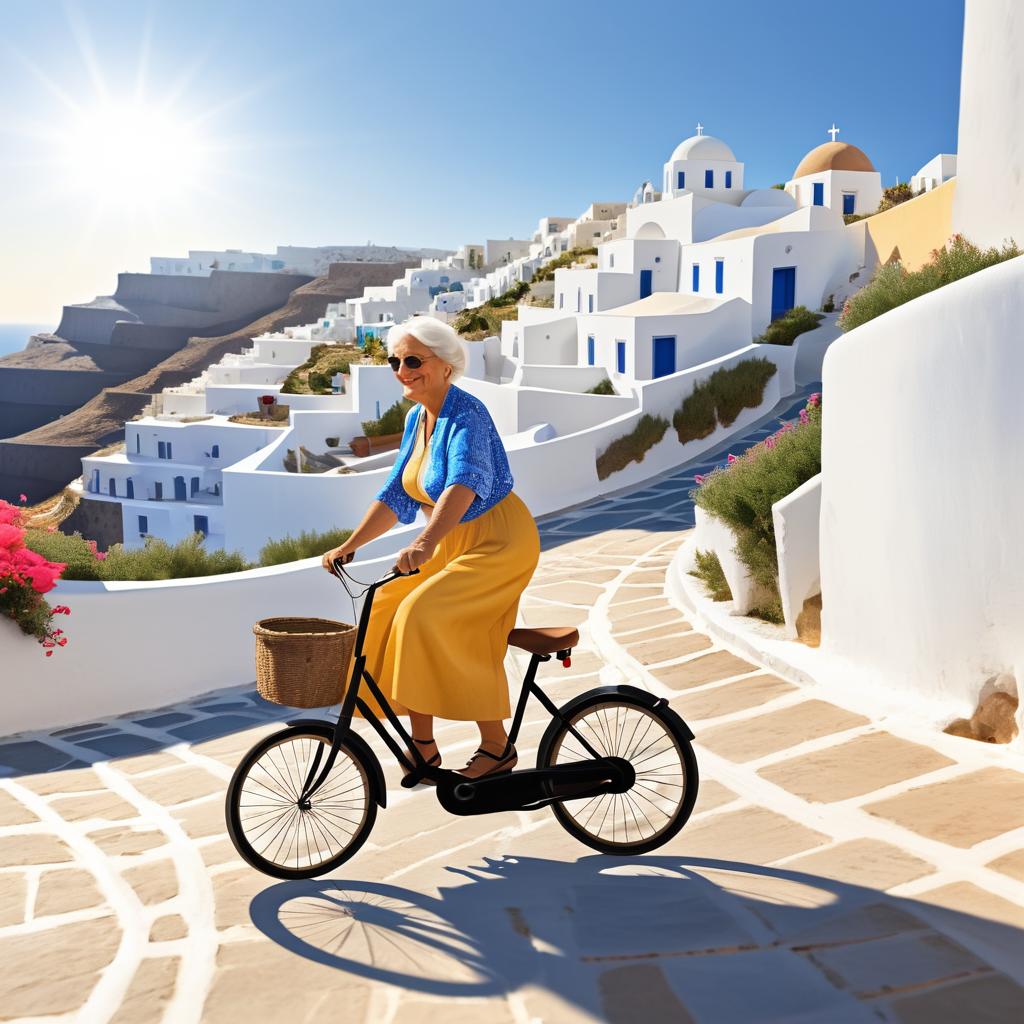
left=191, top=476, right=200, bottom=496
left=440, top=275, right=449, bottom=284
left=652, top=337, right=676, bottom=378
left=211, top=444, right=219, bottom=458
left=138, top=515, right=148, bottom=535
left=323, top=320, right=330, bottom=328
left=166, top=442, right=172, bottom=460
left=677, top=170, right=685, bottom=189
left=692, top=264, right=700, bottom=292
left=174, top=477, right=187, bottom=501
left=126, top=479, right=134, bottom=499
left=270, top=259, right=285, bottom=270
left=842, top=192, right=856, bottom=215
left=616, top=341, right=626, bottom=374
left=135, top=434, right=140, bottom=454
left=108, top=478, right=117, bottom=497
left=154, top=482, right=163, bottom=501
left=725, top=170, right=733, bottom=189
left=813, top=182, right=824, bottom=206
left=588, top=294, right=594, bottom=313
left=715, top=259, right=724, bottom=294
left=705, top=169, right=714, bottom=188
left=158, top=441, right=166, bottom=459
left=587, top=335, right=595, bottom=366
left=194, top=515, right=209, bottom=538
left=639, top=269, right=653, bottom=299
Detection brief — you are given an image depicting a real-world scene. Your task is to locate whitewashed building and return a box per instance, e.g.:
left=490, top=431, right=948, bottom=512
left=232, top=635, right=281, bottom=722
left=912, top=153, right=957, bottom=193
left=785, top=135, right=883, bottom=218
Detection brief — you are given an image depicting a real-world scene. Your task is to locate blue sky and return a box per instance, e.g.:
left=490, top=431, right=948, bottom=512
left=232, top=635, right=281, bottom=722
left=0, top=0, right=965, bottom=323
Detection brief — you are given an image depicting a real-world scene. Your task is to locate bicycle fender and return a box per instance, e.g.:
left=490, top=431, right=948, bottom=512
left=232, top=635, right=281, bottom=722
left=287, top=718, right=388, bottom=808
left=551, top=685, right=696, bottom=741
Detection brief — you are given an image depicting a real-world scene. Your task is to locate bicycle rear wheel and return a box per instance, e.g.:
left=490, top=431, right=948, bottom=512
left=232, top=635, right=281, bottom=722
left=536, top=690, right=698, bottom=854
left=225, top=724, right=377, bottom=879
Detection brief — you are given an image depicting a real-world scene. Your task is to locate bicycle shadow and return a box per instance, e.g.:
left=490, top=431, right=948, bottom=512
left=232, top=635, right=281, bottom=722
left=247, top=852, right=1024, bottom=1015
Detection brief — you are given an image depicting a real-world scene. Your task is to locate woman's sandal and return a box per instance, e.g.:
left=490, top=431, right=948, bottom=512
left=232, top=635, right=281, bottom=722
left=458, top=742, right=518, bottom=779
left=402, top=737, right=441, bottom=787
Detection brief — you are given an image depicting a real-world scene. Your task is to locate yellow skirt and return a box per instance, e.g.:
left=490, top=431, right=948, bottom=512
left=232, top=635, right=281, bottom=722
left=359, top=491, right=540, bottom=721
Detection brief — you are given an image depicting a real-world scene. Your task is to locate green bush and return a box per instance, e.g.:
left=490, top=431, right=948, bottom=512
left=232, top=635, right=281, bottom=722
left=488, top=281, right=530, bottom=307
left=259, top=527, right=353, bottom=567
left=586, top=377, right=615, bottom=396
left=24, top=530, right=250, bottom=581
left=821, top=294, right=836, bottom=313
left=688, top=549, right=733, bottom=602
left=693, top=398, right=822, bottom=602
left=838, top=234, right=1021, bottom=333
left=282, top=344, right=357, bottom=394
left=755, top=306, right=824, bottom=346
left=455, top=311, right=490, bottom=336
left=362, top=398, right=414, bottom=437
left=877, top=182, right=914, bottom=213
left=707, top=358, right=777, bottom=427
left=361, top=335, right=389, bottom=364
left=530, top=247, right=598, bottom=283
left=596, top=414, right=668, bottom=480
left=673, top=381, right=717, bottom=443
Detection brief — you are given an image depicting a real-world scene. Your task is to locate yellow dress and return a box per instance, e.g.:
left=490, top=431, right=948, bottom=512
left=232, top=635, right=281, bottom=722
left=359, top=411, right=540, bottom=721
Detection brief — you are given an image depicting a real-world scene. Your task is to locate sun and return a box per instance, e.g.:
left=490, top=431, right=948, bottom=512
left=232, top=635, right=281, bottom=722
left=61, top=100, right=207, bottom=207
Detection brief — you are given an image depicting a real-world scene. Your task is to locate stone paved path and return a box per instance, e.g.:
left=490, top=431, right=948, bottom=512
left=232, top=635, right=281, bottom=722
left=2, top=389, right=1024, bottom=1023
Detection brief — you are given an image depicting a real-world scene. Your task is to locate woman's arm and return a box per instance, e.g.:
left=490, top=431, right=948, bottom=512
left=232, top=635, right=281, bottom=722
left=394, top=484, right=475, bottom=574
left=321, top=499, right=398, bottom=571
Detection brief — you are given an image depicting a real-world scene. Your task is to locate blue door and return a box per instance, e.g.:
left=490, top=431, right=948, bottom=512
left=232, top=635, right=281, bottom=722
left=842, top=193, right=855, bottom=215
left=587, top=335, right=595, bottom=366
left=126, top=479, right=134, bottom=499
left=191, top=476, right=199, bottom=496
left=725, top=170, right=732, bottom=189
left=813, top=182, right=824, bottom=206
left=652, top=337, right=676, bottom=378
left=194, top=515, right=209, bottom=537
left=677, top=171, right=685, bottom=189
left=639, top=270, right=653, bottom=299
left=616, top=341, right=626, bottom=374
left=174, top=476, right=187, bottom=501
left=770, top=267, right=797, bottom=321
left=692, top=264, right=700, bottom=292
left=715, top=259, right=724, bottom=294
left=108, top=478, right=116, bottom=496
left=705, top=169, right=714, bottom=188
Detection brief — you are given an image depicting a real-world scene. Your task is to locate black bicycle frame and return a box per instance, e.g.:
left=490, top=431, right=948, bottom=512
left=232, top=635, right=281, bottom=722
left=297, top=562, right=605, bottom=803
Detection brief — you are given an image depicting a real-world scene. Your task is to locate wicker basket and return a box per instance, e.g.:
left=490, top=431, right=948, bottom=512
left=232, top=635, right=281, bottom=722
left=253, top=617, right=356, bottom=708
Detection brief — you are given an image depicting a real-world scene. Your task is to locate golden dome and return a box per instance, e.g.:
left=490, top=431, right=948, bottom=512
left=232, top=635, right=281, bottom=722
left=793, top=141, right=875, bottom=179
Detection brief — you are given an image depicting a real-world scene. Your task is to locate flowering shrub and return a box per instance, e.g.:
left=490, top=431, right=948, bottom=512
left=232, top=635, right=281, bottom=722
left=0, top=499, right=70, bottom=655
left=839, top=234, right=1021, bottom=333
left=690, top=394, right=822, bottom=622
left=596, top=414, right=669, bottom=480
left=673, top=358, right=778, bottom=444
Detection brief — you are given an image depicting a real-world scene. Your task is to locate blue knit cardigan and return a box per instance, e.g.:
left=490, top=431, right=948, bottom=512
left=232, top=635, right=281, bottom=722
left=375, top=384, right=513, bottom=525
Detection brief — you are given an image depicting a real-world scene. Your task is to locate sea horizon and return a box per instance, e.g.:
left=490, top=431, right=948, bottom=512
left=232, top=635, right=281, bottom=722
left=0, top=322, right=54, bottom=357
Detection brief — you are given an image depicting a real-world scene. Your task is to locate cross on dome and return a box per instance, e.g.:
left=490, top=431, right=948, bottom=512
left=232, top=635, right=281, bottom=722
left=828, top=123, right=840, bottom=142
left=695, top=122, right=704, bottom=136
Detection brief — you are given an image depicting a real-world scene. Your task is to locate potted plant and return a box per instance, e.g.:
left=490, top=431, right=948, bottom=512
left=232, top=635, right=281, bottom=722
left=360, top=399, right=413, bottom=454
left=325, top=436, right=340, bottom=448
left=349, top=435, right=370, bottom=459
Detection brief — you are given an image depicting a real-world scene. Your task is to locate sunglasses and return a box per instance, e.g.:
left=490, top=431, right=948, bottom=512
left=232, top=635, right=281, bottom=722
left=387, top=354, right=437, bottom=372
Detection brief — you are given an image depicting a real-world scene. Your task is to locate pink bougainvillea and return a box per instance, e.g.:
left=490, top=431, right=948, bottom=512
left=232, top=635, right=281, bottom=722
left=0, top=499, right=70, bottom=655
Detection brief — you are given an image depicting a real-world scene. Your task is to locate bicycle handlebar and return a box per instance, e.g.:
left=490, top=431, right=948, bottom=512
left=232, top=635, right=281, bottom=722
left=330, top=556, right=419, bottom=586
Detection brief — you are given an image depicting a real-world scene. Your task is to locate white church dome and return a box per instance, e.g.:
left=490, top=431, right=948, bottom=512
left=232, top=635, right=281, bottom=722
left=669, top=134, right=736, bottom=163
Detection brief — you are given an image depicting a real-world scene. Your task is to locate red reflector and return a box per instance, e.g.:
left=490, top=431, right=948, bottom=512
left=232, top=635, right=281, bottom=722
left=562, top=657, right=572, bottom=668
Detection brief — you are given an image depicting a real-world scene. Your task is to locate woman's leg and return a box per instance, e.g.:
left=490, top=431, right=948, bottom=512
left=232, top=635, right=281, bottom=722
left=457, top=718, right=517, bottom=779
left=407, top=710, right=438, bottom=764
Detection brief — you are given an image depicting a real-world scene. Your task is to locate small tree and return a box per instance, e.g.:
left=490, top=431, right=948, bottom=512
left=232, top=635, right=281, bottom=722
left=877, top=182, right=914, bottom=213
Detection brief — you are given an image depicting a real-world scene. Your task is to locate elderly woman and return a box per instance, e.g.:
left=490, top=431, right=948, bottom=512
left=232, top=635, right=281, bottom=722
left=322, top=317, right=540, bottom=780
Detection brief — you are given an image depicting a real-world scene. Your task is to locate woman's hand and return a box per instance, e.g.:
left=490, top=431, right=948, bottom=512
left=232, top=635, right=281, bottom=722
left=395, top=539, right=433, bottom=575
left=322, top=543, right=355, bottom=573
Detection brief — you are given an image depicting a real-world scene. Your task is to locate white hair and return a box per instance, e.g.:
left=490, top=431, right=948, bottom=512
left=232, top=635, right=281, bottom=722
left=387, top=316, right=467, bottom=382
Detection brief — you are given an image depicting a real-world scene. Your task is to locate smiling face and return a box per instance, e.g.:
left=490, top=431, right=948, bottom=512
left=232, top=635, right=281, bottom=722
left=391, top=334, right=451, bottom=406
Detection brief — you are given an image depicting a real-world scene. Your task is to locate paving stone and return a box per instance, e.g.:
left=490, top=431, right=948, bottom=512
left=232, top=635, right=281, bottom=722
left=986, top=848, right=1024, bottom=882
left=649, top=650, right=758, bottom=690
left=392, top=999, right=516, bottom=1024
left=915, top=881, right=1024, bottom=930
left=529, top=581, right=606, bottom=605
left=196, top=701, right=253, bottom=711
left=769, top=901, right=929, bottom=949
left=599, top=964, right=695, bottom=1023
left=0, top=740, right=76, bottom=774
left=187, top=724, right=281, bottom=768
left=864, top=768, right=1024, bottom=848
left=87, top=826, right=168, bottom=856
left=17, top=766, right=106, bottom=795
left=611, top=607, right=688, bottom=634
left=619, top=570, right=666, bottom=585
left=609, top=586, right=665, bottom=605
left=759, top=732, right=955, bottom=802
left=607, top=597, right=671, bottom=624
left=518, top=603, right=590, bottom=628
left=203, top=937, right=371, bottom=1023
left=35, top=868, right=106, bottom=916
left=0, top=915, right=120, bottom=1016
left=0, top=833, right=73, bottom=867
left=625, top=631, right=712, bottom=665
left=783, top=839, right=935, bottom=891
left=130, top=765, right=224, bottom=805
left=108, top=956, right=179, bottom=1024
left=149, top=914, right=188, bottom=941
left=678, top=806, right=829, bottom=863
left=698, top=701, right=868, bottom=763
left=133, top=712, right=194, bottom=729
left=888, top=974, right=1024, bottom=1024
left=168, top=715, right=263, bottom=743
left=52, top=722, right=109, bottom=736
left=199, top=838, right=243, bottom=868
left=694, top=779, right=739, bottom=814
left=670, top=673, right=796, bottom=720
left=0, top=872, right=26, bottom=926
left=806, top=931, right=989, bottom=999
left=122, top=860, right=179, bottom=905
left=111, top=751, right=184, bottom=775
left=0, top=788, right=38, bottom=824
left=74, top=733, right=164, bottom=758
left=613, top=621, right=693, bottom=646
left=50, top=791, right=139, bottom=822
left=172, top=798, right=228, bottom=840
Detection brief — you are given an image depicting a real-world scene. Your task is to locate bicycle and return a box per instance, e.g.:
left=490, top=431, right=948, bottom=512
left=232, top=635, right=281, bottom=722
left=225, top=559, right=700, bottom=879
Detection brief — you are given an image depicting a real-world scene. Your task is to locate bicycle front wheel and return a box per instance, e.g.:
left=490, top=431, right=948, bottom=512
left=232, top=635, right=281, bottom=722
left=536, top=690, right=698, bottom=855
left=225, top=724, right=377, bottom=879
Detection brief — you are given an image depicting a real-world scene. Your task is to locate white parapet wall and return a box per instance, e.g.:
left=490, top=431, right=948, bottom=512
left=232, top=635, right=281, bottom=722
left=819, top=254, right=1024, bottom=729
left=772, top=473, right=821, bottom=638
left=692, top=506, right=777, bottom=615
